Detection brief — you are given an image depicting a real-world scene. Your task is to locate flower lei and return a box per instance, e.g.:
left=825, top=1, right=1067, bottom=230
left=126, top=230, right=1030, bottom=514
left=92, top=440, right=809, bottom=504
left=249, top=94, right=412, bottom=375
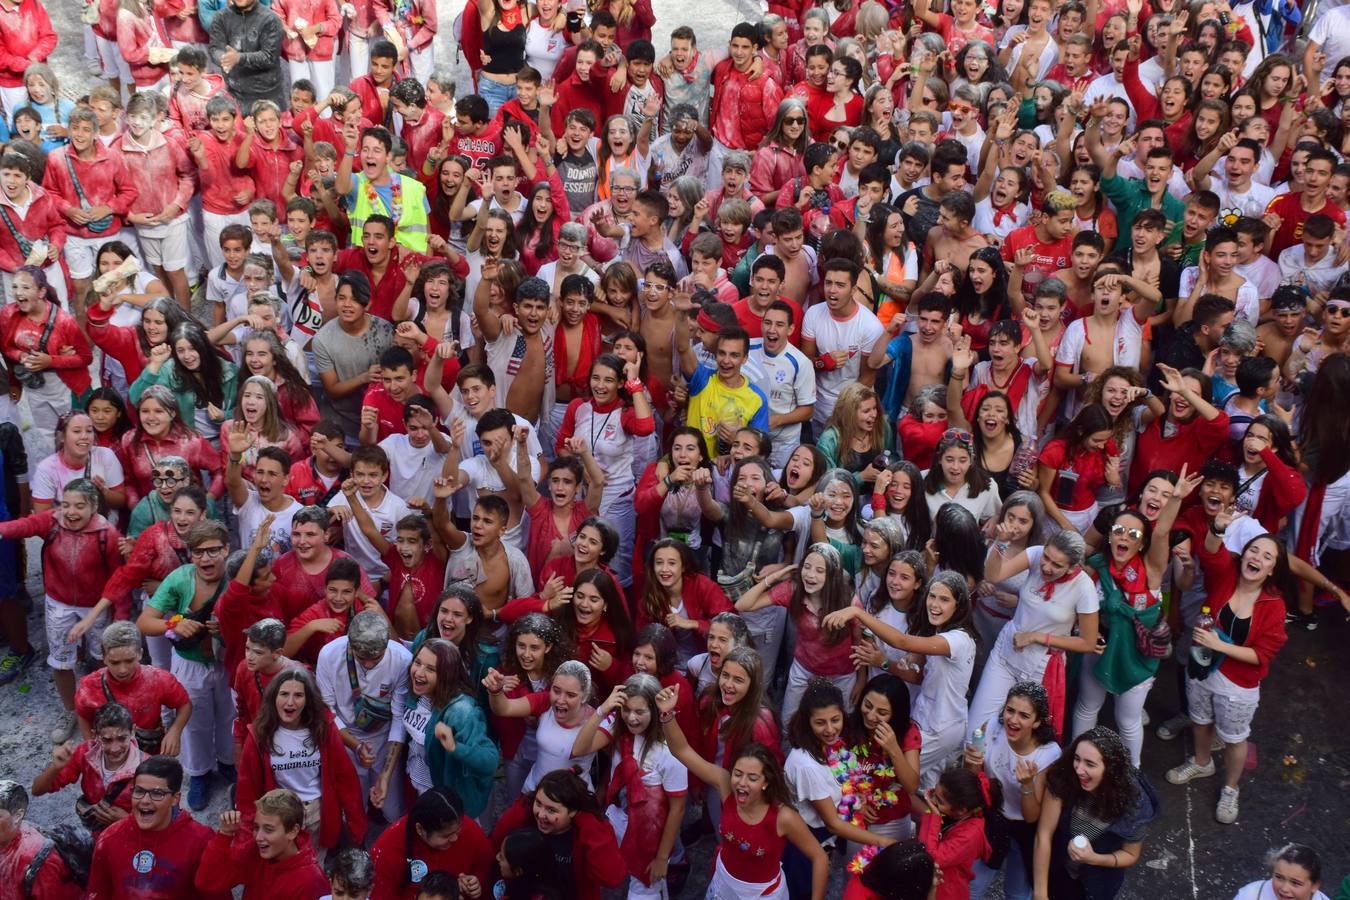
left=366, top=174, right=403, bottom=222
left=825, top=742, right=902, bottom=874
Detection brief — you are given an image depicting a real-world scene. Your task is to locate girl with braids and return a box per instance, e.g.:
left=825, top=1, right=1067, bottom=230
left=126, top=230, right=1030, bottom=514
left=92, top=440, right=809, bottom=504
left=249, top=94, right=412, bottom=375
left=488, top=770, right=625, bottom=900
left=871, top=460, right=933, bottom=551
left=736, top=543, right=858, bottom=725
left=827, top=572, right=978, bottom=789
left=370, top=787, right=494, bottom=900
left=572, top=674, right=688, bottom=900
left=131, top=322, right=236, bottom=446
left=974, top=492, right=1045, bottom=654
left=970, top=530, right=1099, bottom=744
left=1033, top=727, right=1159, bottom=900
left=636, top=539, right=733, bottom=664
left=854, top=550, right=927, bottom=683
left=235, top=330, right=321, bottom=443
left=965, top=681, right=1061, bottom=899
left=1075, top=469, right=1198, bottom=767
left=236, top=668, right=369, bottom=853
left=855, top=517, right=908, bottom=612
left=656, top=685, right=829, bottom=900
left=493, top=613, right=569, bottom=800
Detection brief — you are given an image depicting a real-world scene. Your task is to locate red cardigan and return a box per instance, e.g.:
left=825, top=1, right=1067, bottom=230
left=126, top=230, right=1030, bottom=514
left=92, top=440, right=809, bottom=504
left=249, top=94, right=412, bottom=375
left=634, top=573, right=733, bottom=636
left=1249, top=447, right=1307, bottom=534
left=490, top=799, right=625, bottom=900
left=86, top=300, right=150, bottom=385
left=196, top=831, right=329, bottom=900
left=236, top=720, right=368, bottom=850
left=371, top=813, right=493, bottom=900
left=1194, top=544, right=1288, bottom=689
left=1128, top=411, right=1230, bottom=496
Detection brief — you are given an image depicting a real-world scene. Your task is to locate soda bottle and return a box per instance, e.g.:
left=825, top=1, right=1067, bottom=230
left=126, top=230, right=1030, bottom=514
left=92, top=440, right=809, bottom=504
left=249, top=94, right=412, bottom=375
left=1189, top=606, right=1215, bottom=675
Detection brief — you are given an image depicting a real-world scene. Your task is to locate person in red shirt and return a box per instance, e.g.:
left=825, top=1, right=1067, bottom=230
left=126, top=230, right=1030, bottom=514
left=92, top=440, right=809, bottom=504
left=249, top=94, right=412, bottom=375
left=85, top=756, right=227, bottom=900
left=359, top=346, right=423, bottom=443
left=269, top=506, right=375, bottom=620
left=292, top=88, right=372, bottom=158
left=0, top=153, right=68, bottom=306
left=168, top=47, right=234, bottom=134
left=1128, top=363, right=1230, bottom=495
left=283, top=556, right=382, bottom=664
left=550, top=41, right=607, bottom=137
left=32, top=702, right=148, bottom=832
left=0, top=0, right=56, bottom=121
left=732, top=255, right=805, bottom=347
left=230, top=618, right=307, bottom=760
left=197, top=795, right=330, bottom=899
left=382, top=513, right=449, bottom=641
left=0, top=267, right=93, bottom=436
left=1042, top=33, right=1096, bottom=94
left=187, top=96, right=256, bottom=267
left=0, top=782, right=83, bottom=900
left=1001, top=191, right=1078, bottom=292
left=1264, top=148, right=1346, bottom=257
left=390, top=78, right=446, bottom=177
left=285, top=421, right=350, bottom=506
left=236, top=101, right=303, bottom=211
left=350, top=39, right=399, bottom=128
left=709, top=24, right=785, bottom=192
left=75, top=621, right=192, bottom=755
left=334, top=218, right=463, bottom=322
left=1037, top=404, right=1121, bottom=534
left=215, top=516, right=284, bottom=675
left=371, top=788, right=494, bottom=900
left=273, top=0, right=341, bottom=99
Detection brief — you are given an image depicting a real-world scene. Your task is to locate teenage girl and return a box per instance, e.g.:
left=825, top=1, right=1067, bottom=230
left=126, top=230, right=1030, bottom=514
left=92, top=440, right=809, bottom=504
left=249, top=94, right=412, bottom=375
left=694, top=646, right=782, bottom=829
left=854, top=550, right=927, bottom=683
left=493, top=613, right=568, bottom=800
left=483, top=660, right=601, bottom=793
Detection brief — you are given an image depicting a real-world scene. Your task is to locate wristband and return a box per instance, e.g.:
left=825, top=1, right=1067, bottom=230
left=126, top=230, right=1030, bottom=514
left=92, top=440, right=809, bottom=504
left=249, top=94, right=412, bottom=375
left=625, top=378, right=644, bottom=392
left=815, top=353, right=838, bottom=372
left=871, top=491, right=887, bottom=512
left=659, top=711, right=677, bottom=724
left=662, top=475, right=674, bottom=491
left=880, top=659, right=890, bottom=671
left=1209, top=522, right=1226, bottom=536
left=1042, top=632, right=1052, bottom=647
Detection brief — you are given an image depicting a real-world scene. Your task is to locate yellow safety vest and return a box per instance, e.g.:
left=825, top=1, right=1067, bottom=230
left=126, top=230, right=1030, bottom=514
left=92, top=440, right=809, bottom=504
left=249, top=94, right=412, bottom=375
left=349, top=172, right=429, bottom=252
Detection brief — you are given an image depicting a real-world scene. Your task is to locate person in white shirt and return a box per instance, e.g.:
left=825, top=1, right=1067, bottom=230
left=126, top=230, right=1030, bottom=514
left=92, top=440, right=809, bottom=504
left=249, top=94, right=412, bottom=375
left=224, top=430, right=303, bottom=554
left=1232, top=843, right=1332, bottom=900
left=379, top=396, right=450, bottom=503
left=751, top=300, right=816, bottom=468
left=327, top=445, right=411, bottom=588
left=1303, top=4, right=1350, bottom=86
left=1278, top=213, right=1350, bottom=298
left=1191, top=135, right=1277, bottom=227
left=535, top=222, right=599, bottom=298
left=1233, top=217, right=1282, bottom=298
left=315, top=612, right=412, bottom=821
left=1082, top=49, right=1135, bottom=130
left=801, top=258, right=884, bottom=429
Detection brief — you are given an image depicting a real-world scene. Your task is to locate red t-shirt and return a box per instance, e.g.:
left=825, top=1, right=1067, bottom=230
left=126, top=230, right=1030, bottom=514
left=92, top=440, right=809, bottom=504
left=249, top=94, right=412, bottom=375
left=286, top=600, right=353, bottom=664
left=1265, top=192, right=1347, bottom=257
left=768, top=582, right=855, bottom=676
left=360, top=383, right=413, bottom=441
left=1001, top=225, right=1073, bottom=290
left=381, top=544, right=448, bottom=630
left=1037, top=437, right=1119, bottom=511
left=731, top=296, right=806, bottom=348
left=75, top=665, right=189, bottom=732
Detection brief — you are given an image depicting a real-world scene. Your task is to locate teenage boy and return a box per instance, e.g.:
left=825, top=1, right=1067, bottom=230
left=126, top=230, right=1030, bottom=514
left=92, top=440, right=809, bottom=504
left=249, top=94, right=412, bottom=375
left=269, top=506, right=375, bottom=621
left=284, top=557, right=385, bottom=663
left=335, top=217, right=461, bottom=322
left=359, top=346, right=425, bottom=443
left=1044, top=33, right=1096, bottom=94
left=1106, top=207, right=1179, bottom=301
left=734, top=255, right=804, bottom=350
left=1097, top=139, right=1185, bottom=237
left=168, top=46, right=233, bottom=134
left=1002, top=190, right=1078, bottom=292
left=651, top=102, right=712, bottom=192
left=235, top=101, right=303, bottom=210
left=703, top=150, right=765, bottom=221
left=774, top=142, right=843, bottom=238
left=552, top=40, right=607, bottom=135
left=473, top=275, right=555, bottom=427
left=957, top=313, right=1052, bottom=439
left=1232, top=216, right=1281, bottom=298
left=802, top=258, right=884, bottom=428
left=443, top=408, right=533, bottom=543
left=610, top=39, right=664, bottom=120
left=1190, top=135, right=1276, bottom=227
left=752, top=300, right=815, bottom=467
left=708, top=23, right=783, bottom=192
left=1256, top=286, right=1307, bottom=370
left=465, top=154, right=526, bottom=224
left=602, top=189, right=687, bottom=279
left=765, top=207, right=818, bottom=304
left=536, top=223, right=596, bottom=296
left=451, top=95, right=502, bottom=172
left=42, top=108, right=137, bottom=309
left=313, top=271, right=395, bottom=440
left=328, top=446, right=410, bottom=587
left=292, top=88, right=372, bottom=159
left=1163, top=190, right=1219, bottom=268
left=493, top=66, right=544, bottom=146
left=225, top=430, right=302, bottom=552
left=188, top=95, right=256, bottom=267
left=390, top=78, right=445, bottom=175
left=285, top=420, right=350, bottom=507
left=337, top=125, right=431, bottom=253
left=1054, top=270, right=1153, bottom=412
left=635, top=260, right=683, bottom=398
left=1278, top=213, right=1347, bottom=298
left=379, top=397, right=450, bottom=502
left=828, top=163, right=888, bottom=232
left=0, top=154, right=66, bottom=307
left=890, top=141, right=931, bottom=198
left=660, top=26, right=714, bottom=127
left=677, top=323, right=770, bottom=457
left=86, top=757, right=222, bottom=900
left=1154, top=294, right=1236, bottom=380
left=1177, top=226, right=1261, bottom=324
left=380, top=514, right=449, bottom=639
left=1265, top=147, right=1345, bottom=256
left=205, top=224, right=252, bottom=327
left=680, top=233, right=738, bottom=304
left=869, top=293, right=953, bottom=416
left=1050, top=232, right=1107, bottom=318
left=350, top=39, right=399, bottom=127
left=555, top=107, right=600, bottom=215
left=898, top=140, right=968, bottom=245
left=436, top=493, right=534, bottom=620
left=922, top=192, right=990, bottom=278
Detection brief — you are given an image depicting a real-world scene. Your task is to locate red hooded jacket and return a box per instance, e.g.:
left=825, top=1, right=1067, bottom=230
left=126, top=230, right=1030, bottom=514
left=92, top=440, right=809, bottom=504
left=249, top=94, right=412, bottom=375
left=236, top=720, right=369, bottom=850
left=115, top=8, right=173, bottom=88
left=86, top=811, right=227, bottom=900
left=194, top=130, right=256, bottom=215
left=196, top=830, right=329, bottom=900
left=42, top=143, right=139, bottom=240
left=490, top=800, right=625, bottom=900
left=918, top=811, right=991, bottom=900
left=0, top=0, right=56, bottom=88
left=0, top=510, right=122, bottom=608
left=0, top=300, right=93, bottom=395
left=0, top=182, right=67, bottom=272
left=0, top=822, right=82, bottom=900
left=371, top=813, right=493, bottom=900
left=86, top=300, right=152, bottom=387
left=76, top=664, right=190, bottom=733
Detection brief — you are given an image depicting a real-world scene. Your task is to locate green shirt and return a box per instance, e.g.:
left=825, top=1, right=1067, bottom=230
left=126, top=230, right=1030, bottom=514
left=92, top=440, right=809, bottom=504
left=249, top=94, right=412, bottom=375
left=1100, top=173, right=1185, bottom=240
left=148, top=564, right=225, bottom=665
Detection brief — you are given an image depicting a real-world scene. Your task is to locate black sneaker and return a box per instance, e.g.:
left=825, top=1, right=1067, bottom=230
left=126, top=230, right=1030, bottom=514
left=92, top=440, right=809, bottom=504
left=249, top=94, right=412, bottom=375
left=1286, top=611, right=1318, bottom=631
left=0, top=648, right=36, bottom=686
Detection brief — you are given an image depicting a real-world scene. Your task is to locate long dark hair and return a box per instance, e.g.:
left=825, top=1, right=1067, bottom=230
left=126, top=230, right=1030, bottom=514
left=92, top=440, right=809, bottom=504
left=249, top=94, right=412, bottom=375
left=235, top=329, right=311, bottom=411
left=632, top=623, right=679, bottom=678
left=84, top=387, right=132, bottom=441
left=402, top=788, right=462, bottom=889
left=791, top=543, right=853, bottom=646
left=410, top=261, right=465, bottom=346
left=864, top=203, right=910, bottom=270
left=499, top=829, right=566, bottom=899
left=1299, top=354, right=1350, bottom=484
left=786, top=679, right=856, bottom=763
left=732, top=742, right=793, bottom=807
left=869, top=549, right=927, bottom=615
left=884, top=460, right=931, bottom=551
left=515, top=180, right=561, bottom=261
left=428, top=586, right=487, bottom=688
left=908, top=571, right=975, bottom=642
left=859, top=840, right=935, bottom=900
left=501, top=612, right=569, bottom=681
left=1045, top=726, right=1140, bottom=822
left=970, top=391, right=1023, bottom=472
left=167, top=322, right=227, bottom=407
left=930, top=504, right=986, bottom=589
left=135, top=296, right=191, bottom=357
left=952, top=246, right=1010, bottom=322
left=699, top=645, right=769, bottom=755
left=662, top=425, right=713, bottom=472
left=563, top=569, right=633, bottom=660
left=641, top=538, right=699, bottom=626
left=254, top=668, right=330, bottom=754
left=1060, top=403, right=1113, bottom=452
left=847, top=672, right=911, bottom=743
left=410, top=637, right=471, bottom=710
left=1003, top=681, right=1058, bottom=746
left=1246, top=414, right=1298, bottom=469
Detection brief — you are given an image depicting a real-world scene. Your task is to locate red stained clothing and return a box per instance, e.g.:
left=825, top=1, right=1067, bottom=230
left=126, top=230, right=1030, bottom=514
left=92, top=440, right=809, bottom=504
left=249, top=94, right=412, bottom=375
left=524, top=494, right=590, bottom=586
left=169, top=76, right=234, bottom=134
left=766, top=581, right=854, bottom=676
left=0, top=0, right=56, bottom=88
left=806, top=90, right=863, bottom=143
left=551, top=74, right=606, bottom=137
left=1128, top=411, right=1231, bottom=496
left=1194, top=546, right=1289, bottom=689
left=490, top=801, right=625, bottom=900
left=286, top=599, right=353, bottom=665
left=710, top=61, right=783, bottom=151
left=351, top=74, right=395, bottom=128
left=115, top=9, right=172, bottom=87
left=231, top=658, right=307, bottom=746
left=360, top=382, right=412, bottom=440
left=47, top=739, right=145, bottom=810
left=1247, top=447, right=1307, bottom=534
left=381, top=544, right=447, bottom=629
left=101, top=521, right=190, bottom=619
left=118, top=430, right=224, bottom=509
left=0, top=822, right=82, bottom=900
left=1000, top=225, right=1072, bottom=288
left=375, top=0, right=438, bottom=51
left=42, top=144, right=138, bottom=240
left=86, top=812, right=226, bottom=900
left=371, top=814, right=494, bottom=900
left=115, top=132, right=196, bottom=219
left=273, top=0, right=342, bottom=60
left=269, top=549, right=375, bottom=621
left=241, top=134, right=303, bottom=210
left=750, top=143, right=806, bottom=200
left=290, top=106, right=373, bottom=157
left=194, top=131, right=255, bottom=215
left=215, top=579, right=285, bottom=675
left=333, top=246, right=440, bottom=321
left=634, top=573, right=733, bottom=636
left=196, top=831, right=329, bottom=900
left=898, top=417, right=947, bottom=470
left=153, top=0, right=209, bottom=43
left=399, top=106, right=446, bottom=176
left=697, top=699, right=782, bottom=769
left=0, top=301, right=93, bottom=395
left=236, top=721, right=369, bottom=849
left=1264, top=192, right=1348, bottom=257
left=75, top=665, right=190, bottom=733
left=1037, top=437, right=1119, bottom=512
left=283, top=457, right=344, bottom=507
left=0, top=511, right=122, bottom=608
left=0, top=183, right=67, bottom=273
left=499, top=591, right=632, bottom=693
left=1121, top=57, right=1192, bottom=150
left=918, top=812, right=991, bottom=900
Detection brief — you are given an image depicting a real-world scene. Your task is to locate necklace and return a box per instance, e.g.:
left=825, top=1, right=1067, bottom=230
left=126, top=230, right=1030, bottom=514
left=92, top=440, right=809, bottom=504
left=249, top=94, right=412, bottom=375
left=366, top=174, right=403, bottom=221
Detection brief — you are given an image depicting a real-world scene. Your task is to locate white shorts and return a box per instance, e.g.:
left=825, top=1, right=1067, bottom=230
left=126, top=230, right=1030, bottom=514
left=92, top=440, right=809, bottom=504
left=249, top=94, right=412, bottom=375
left=64, top=230, right=134, bottom=280
left=136, top=215, right=190, bottom=271
left=45, top=595, right=108, bottom=671
left=1186, top=668, right=1260, bottom=744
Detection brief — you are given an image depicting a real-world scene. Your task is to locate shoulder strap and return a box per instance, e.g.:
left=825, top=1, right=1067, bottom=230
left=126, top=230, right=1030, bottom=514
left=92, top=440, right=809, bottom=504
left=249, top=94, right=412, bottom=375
left=0, top=204, right=32, bottom=258
left=23, top=841, right=55, bottom=900
left=35, top=301, right=58, bottom=355
left=101, top=670, right=116, bottom=704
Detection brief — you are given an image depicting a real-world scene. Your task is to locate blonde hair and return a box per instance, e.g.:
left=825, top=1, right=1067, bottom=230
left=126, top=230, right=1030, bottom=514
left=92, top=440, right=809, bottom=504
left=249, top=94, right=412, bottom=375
left=238, top=375, right=288, bottom=443
left=827, top=383, right=889, bottom=458
left=256, top=788, right=305, bottom=831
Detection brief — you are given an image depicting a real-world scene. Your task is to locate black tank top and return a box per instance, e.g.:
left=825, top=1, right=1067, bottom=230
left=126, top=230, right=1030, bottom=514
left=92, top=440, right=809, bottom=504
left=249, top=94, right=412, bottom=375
left=482, top=20, right=527, bottom=75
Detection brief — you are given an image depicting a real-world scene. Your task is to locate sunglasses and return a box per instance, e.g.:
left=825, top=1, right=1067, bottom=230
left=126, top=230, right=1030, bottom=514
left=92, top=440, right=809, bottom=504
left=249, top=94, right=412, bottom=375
left=834, top=140, right=850, bottom=149
left=1327, top=304, right=1350, bottom=317
left=941, top=428, right=974, bottom=445
left=639, top=280, right=671, bottom=293
left=784, top=116, right=806, bottom=125
left=1109, top=523, right=1145, bottom=541
left=949, top=103, right=975, bottom=114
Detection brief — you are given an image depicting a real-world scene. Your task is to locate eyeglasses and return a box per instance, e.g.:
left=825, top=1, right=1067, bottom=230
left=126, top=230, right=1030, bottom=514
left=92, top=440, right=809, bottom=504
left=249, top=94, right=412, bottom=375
left=130, top=787, right=173, bottom=801
left=151, top=471, right=186, bottom=486
left=834, top=140, right=850, bottom=150
left=948, top=103, right=975, bottom=114
left=557, top=241, right=582, bottom=251
left=190, top=545, right=227, bottom=559
left=784, top=116, right=806, bottom=125
left=639, top=280, right=671, bottom=293
left=611, top=184, right=638, bottom=194
left=1109, top=524, right=1145, bottom=541
left=941, top=428, right=974, bottom=445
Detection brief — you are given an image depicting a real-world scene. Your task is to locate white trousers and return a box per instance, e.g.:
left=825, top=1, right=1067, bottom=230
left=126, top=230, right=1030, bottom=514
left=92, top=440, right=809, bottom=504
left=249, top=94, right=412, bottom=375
left=17, top=374, right=71, bottom=480
left=917, top=718, right=967, bottom=789
left=1072, top=653, right=1154, bottom=767
left=288, top=58, right=337, bottom=100
left=171, top=654, right=235, bottom=777
left=966, top=639, right=1045, bottom=744
left=780, top=659, right=855, bottom=731
left=599, top=487, right=636, bottom=587
left=343, top=31, right=370, bottom=82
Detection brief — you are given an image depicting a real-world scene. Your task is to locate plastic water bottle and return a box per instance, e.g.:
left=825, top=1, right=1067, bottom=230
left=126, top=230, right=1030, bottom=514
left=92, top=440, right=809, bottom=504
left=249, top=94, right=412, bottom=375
left=1190, top=607, right=1215, bottom=668
left=970, top=723, right=987, bottom=755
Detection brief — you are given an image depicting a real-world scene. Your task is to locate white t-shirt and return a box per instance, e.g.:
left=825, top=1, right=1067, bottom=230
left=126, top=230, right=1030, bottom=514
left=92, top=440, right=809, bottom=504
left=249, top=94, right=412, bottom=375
left=31, top=448, right=124, bottom=504
left=327, top=488, right=411, bottom=579
left=1082, top=73, right=1133, bottom=129
left=912, top=629, right=976, bottom=733
left=315, top=636, right=412, bottom=741
left=233, top=486, right=302, bottom=555
left=106, top=273, right=161, bottom=327
left=536, top=260, right=599, bottom=298
left=753, top=344, right=817, bottom=468
left=784, top=747, right=843, bottom=829
left=403, top=696, right=434, bottom=791
left=1278, top=245, right=1349, bottom=297
left=380, top=433, right=445, bottom=504
left=801, top=302, right=884, bottom=427
left=444, top=539, right=535, bottom=600
left=923, top=479, right=1002, bottom=524
left=605, top=731, right=689, bottom=793
left=526, top=705, right=601, bottom=792
left=524, top=20, right=568, bottom=81
left=977, top=713, right=1062, bottom=820
left=1178, top=267, right=1261, bottom=323
left=995, top=545, right=1099, bottom=674
left=972, top=197, right=1030, bottom=243
left=1211, top=180, right=1277, bottom=227
left=1307, top=6, right=1350, bottom=72
left=269, top=726, right=322, bottom=801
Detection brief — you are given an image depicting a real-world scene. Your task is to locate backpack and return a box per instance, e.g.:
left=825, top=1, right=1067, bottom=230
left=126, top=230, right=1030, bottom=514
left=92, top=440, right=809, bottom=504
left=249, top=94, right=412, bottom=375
left=23, top=825, right=94, bottom=897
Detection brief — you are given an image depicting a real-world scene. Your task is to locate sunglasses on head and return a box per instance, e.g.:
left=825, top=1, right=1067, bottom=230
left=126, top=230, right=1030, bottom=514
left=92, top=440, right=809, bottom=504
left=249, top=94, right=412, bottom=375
left=942, top=427, right=974, bottom=445
left=949, top=103, right=975, bottom=114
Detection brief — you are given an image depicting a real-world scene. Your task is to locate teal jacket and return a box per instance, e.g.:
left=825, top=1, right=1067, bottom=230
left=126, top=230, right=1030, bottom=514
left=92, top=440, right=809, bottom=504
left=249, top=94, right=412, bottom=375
left=130, top=360, right=238, bottom=428
left=410, top=628, right=501, bottom=719
left=413, top=692, right=501, bottom=818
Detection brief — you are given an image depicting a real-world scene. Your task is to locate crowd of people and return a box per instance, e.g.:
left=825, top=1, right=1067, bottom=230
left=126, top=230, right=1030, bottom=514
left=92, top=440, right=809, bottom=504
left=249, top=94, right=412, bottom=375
left=0, top=0, right=1348, bottom=896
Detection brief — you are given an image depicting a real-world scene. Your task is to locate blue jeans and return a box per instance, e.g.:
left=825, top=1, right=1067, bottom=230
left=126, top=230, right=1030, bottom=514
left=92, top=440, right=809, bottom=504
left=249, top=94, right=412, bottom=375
left=477, top=75, right=516, bottom=119
left=970, top=824, right=1033, bottom=900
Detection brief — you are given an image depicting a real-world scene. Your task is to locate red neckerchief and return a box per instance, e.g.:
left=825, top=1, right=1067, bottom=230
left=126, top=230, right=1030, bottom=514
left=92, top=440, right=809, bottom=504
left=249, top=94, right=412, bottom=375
left=960, top=361, right=1034, bottom=423
left=554, top=313, right=601, bottom=392
left=1039, top=566, right=1081, bottom=601
left=991, top=200, right=1018, bottom=228
left=1107, top=553, right=1149, bottom=598
left=677, top=49, right=701, bottom=83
